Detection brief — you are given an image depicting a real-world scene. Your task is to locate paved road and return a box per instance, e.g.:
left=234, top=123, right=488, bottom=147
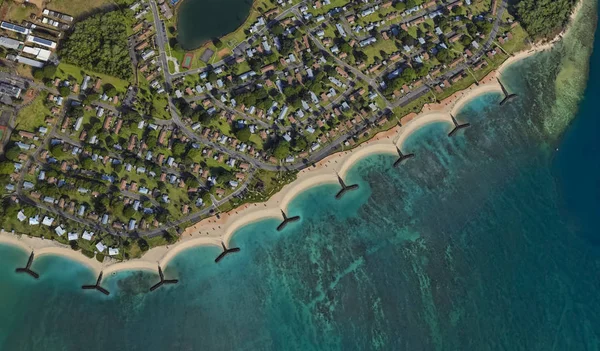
left=8, top=0, right=510, bottom=238
left=149, top=0, right=172, bottom=88
left=184, top=93, right=273, bottom=129
left=306, top=30, right=392, bottom=107
left=169, top=1, right=308, bottom=79
left=389, top=0, right=509, bottom=109
left=168, top=97, right=281, bottom=170
left=139, top=169, right=255, bottom=237
left=14, top=99, right=119, bottom=235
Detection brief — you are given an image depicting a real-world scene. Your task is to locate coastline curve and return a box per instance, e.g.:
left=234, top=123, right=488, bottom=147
left=0, top=36, right=567, bottom=279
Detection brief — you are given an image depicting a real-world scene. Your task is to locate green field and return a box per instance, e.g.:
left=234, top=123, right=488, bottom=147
left=15, top=93, right=51, bottom=132
left=46, top=0, right=135, bottom=18
left=56, top=63, right=132, bottom=93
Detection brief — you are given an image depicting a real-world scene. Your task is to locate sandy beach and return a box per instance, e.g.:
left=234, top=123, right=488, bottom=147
left=0, top=1, right=584, bottom=274
left=0, top=73, right=514, bottom=274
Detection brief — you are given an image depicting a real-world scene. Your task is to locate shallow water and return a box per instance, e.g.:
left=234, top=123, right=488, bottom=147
left=0, top=1, right=598, bottom=350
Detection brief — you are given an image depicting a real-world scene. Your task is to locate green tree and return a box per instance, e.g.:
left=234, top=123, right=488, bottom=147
left=292, top=137, right=307, bottom=151
left=33, top=69, right=44, bottom=80
left=103, top=84, right=117, bottom=96
left=83, top=93, right=100, bottom=105
left=436, top=49, right=452, bottom=64
left=273, top=140, right=290, bottom=159
left=0, top=161, right=14, bottom=175
left=81, top=158, right=93, bottom=169
left=163, top=231, right=177, bottom=244
left=235, top=127, right=251, bottom=142
left=271, top=23, right=284, bottom=35
left=59, top=11, right=132, bottom=79
left=212, top=38, right=223, bottom=48
left=452, top=6, right=466, bottom=16
left=185, top=176, right=200, bottom=188
left=394, top=2, right=406, bottom=11
left=50, top=144, right=66, bottom=158
left=42, top=65, right=57, bottom=79
left=59, top=86, right=70, bottom=97
left=4, top=145, right=20, bottom=161
left=515, top=0, right=576, bottom=38
left=124, top=206, right=136, bottom=218
left=401, top=67, right=417, bottom=81
left=172, top=142, right=186, bottom=157
left=186, top=148, right=201, bottom=161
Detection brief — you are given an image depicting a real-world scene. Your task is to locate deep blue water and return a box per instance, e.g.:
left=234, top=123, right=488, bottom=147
left=553, top=40, right=600, bottom=247
left=0, top=1, right=598, bottom=350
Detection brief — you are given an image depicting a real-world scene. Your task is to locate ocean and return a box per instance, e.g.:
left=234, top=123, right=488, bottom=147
left=0, top=1, right=598, bottom=350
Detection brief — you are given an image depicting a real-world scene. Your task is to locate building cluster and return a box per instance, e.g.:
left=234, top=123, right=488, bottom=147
left=0, top=8, right=73, bottom=68
left=0, top=0, right=527, bottom=258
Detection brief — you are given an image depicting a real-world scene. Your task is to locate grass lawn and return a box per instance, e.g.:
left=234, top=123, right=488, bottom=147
left=45, top=0, right=135, bottom=18
left=208, top=118, right=233, bottom=136
left=501, top=25, right=530, bottom=53
left=308, top=0, right=348, bottom=16
left=403, top=25, right=416, bottom=38
left=248, top=134, right=264, bottom=150
left=469, top=0, right=492, bottom=17
left=15, top=93, right=50, bottom=132
left=170, top=0, right=291, bottom=71
left=357, top=6, right=396, bottom=25
left=56, top=63, right=132, bottom=93
left=393, top=93, right=434, bottom=118
left=2, top=2, right=36, bottom=23
left=230, top=169, right=297, bottom=204
left=15, top=64, right=34, bottom=79
left=361, top=39, right=401, bottom=66
left=152, top=94, right=170, bottom=120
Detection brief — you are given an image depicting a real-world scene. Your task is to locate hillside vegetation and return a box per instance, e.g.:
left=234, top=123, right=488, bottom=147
left=59, top=11, right=132, bottom=80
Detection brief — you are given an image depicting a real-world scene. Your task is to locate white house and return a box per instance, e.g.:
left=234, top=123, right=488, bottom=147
left=29, top=215, right=40, bottom=225
left=53, top=226, right=65, bottom=236
left=82, top=231, right=94, bottom=241
left=42, top=216, right=54, bottom=226
left=95, top=242, right=106, bottom=253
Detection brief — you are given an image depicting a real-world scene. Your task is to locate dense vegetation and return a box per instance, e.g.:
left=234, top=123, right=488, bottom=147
left=513, top=0, right=577, bottom=38
left=60, top=11, right=132, bottom=79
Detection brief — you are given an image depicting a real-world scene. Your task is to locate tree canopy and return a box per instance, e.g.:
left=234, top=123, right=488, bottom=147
left=513, top=0, right=576, bottom=38
left=60, top=11, right=132, bottom=79
left=273, top=140, right=290, bottom=159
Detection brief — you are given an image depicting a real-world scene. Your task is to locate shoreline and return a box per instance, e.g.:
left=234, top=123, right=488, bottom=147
left=0, top=5, right=583, bottom=275
left=176, top=0, right=257, bottom=53
left=0, top=72, right=517, bottom=275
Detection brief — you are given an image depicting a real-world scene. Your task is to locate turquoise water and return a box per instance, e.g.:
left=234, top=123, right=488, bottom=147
left=1, top=2, right=599, bottom=350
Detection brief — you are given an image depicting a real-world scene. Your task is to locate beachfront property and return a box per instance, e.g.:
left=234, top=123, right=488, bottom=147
left=0, top=0, right=540, bottom=264
left=95, top=242, right=106, bottom=253
left=55, top=226, right=66, bottom=236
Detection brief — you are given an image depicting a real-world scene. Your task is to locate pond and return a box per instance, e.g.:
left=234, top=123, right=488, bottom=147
left=176, top=0, right=254, bottom=51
